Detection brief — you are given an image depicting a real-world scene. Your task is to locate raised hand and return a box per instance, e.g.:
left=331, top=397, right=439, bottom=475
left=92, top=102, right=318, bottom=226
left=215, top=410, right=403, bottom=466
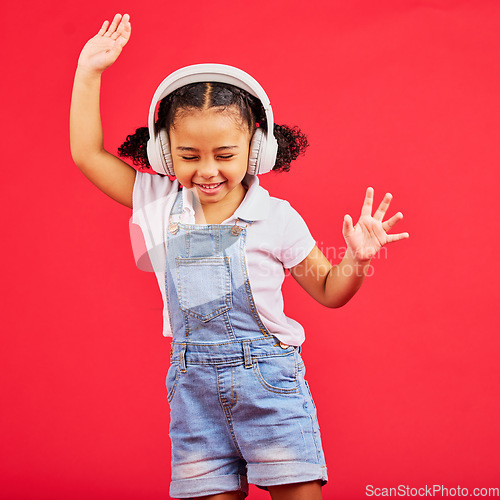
left=77, top=13, right=132, bottom=74
left=343, top=187, right=409, bottom=262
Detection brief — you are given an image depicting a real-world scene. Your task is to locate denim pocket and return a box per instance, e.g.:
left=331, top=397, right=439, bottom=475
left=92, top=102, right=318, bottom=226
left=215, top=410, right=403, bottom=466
left=166, top=363, right=181, bottom=403
left=176, top=256, right=232, bottom=322
left=253, top=352, right=299, bottom=394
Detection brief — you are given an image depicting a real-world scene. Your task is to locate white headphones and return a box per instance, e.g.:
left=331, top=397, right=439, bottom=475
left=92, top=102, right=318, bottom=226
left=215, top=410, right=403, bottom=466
left=146, top=63, right=278, bottom=177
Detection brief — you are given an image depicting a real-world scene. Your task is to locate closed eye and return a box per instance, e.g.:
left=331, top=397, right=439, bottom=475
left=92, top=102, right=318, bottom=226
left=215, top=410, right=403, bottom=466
left=179, top=154, right=235, bottom=160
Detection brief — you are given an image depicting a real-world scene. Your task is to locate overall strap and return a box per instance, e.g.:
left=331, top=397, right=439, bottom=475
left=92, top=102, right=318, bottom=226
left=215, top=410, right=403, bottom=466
left=168, top=191, right=184, bottom=236
left=171, top=190, right=184, bottom=216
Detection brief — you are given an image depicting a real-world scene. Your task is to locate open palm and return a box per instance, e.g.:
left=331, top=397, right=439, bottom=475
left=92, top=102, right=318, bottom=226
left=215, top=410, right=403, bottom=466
left=343, top=187, right=409, bottom=262
left=78, top=13, right=131, bottom=73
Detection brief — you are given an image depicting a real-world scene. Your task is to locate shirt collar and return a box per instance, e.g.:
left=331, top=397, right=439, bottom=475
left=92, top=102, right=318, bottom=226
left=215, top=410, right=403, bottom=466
left=180, top=174, right=271, bottom=223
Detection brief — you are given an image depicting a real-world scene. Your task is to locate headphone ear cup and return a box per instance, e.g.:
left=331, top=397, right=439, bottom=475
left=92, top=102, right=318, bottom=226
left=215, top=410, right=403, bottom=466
left=258, top=124, right=278, bottom=175
left=146, top=134, right=164, bottom=175
left=158, top=128, right=175, bottom=176
left=145, top=128, right=174, bottom=176
left=248, top=127, right=265, bottom=175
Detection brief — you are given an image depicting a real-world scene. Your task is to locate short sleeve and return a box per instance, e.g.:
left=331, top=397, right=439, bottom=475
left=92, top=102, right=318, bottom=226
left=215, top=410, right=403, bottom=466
left=132, top=171, right=176, bottom=222
left=130, top=171, right=179, bottom=272
left=279, top=202, right=316, bottom=269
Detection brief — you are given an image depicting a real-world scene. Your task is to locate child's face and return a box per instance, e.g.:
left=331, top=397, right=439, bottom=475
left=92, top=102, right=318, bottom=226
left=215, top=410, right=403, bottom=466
left=169, top=106, right=251, bottom=208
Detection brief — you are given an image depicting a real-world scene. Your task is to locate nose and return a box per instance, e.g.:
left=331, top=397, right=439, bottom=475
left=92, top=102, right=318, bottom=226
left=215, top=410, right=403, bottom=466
left=196, top=159, right=219, bottom=179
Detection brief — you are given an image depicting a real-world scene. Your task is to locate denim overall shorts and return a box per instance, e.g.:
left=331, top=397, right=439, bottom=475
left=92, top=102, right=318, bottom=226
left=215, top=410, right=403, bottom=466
left=164, top=191, right=328, bottom=499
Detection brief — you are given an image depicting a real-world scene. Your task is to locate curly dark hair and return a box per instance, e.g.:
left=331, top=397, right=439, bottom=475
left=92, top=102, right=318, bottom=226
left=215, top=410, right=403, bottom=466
left=118, top=81, right=308, bottom=175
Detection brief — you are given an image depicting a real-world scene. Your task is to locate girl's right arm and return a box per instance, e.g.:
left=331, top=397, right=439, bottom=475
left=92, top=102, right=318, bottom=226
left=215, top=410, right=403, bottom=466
left=70, top=14, right=136, bottom=209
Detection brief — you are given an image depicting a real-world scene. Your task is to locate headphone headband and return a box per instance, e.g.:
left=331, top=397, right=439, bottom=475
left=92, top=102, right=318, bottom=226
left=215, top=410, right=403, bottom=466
left=146, top=63, right=278, bottom=176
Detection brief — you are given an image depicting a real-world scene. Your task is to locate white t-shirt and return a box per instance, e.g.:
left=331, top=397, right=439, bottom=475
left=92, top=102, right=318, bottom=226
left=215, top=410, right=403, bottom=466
left=130, top=171, right=316, bottom=346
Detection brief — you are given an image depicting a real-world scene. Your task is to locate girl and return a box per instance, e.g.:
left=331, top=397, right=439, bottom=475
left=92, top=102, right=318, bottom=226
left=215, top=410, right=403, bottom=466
left=70, top=13, right=409, bottom=500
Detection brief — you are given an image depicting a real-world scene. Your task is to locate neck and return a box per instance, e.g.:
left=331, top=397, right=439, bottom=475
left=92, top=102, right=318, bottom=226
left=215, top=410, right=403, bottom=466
left=194, top=183, right=247, bottom=224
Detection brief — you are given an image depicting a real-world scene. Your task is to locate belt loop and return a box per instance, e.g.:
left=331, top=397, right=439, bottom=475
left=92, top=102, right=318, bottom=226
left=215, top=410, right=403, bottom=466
left=243, top=341, right=252, bottom=369
left=297, top=345, right=302, bottom=354
left=179, top=344, right=188, bottom=373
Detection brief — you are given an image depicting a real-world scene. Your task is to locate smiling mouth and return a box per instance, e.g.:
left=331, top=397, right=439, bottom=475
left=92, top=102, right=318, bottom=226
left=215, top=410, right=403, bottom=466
left=195, top=182, right=225, bottom=190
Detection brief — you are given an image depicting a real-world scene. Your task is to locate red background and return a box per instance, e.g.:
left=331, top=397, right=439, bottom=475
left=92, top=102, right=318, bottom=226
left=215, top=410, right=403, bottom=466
left=1, top=0, right=499, bottom=498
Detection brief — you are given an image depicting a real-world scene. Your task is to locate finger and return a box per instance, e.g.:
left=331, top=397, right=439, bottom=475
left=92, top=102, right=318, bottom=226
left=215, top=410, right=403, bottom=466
left=343, top=214, right=354, bottom=234
left=97, top=20, right=109, bottom=36
left=360, top=186, right=374, bottom=218
left=382, top=212, right=403, bottom=232
left=112, top=13, right=131, bottom=42
left=122, top=13, right=132, bottom=38
left=105, top=13, right=122, bottom=37
left=121, top=13, right=131, bottom=26
left=373, top=192, right=392, bottom=222
left=386, top=232, right=410, bottom=243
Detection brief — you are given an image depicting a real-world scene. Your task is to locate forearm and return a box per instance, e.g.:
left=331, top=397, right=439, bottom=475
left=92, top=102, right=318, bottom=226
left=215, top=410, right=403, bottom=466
left=69, top=66, right=106, bottom=165
left=323, top=247, right=372, bottom=308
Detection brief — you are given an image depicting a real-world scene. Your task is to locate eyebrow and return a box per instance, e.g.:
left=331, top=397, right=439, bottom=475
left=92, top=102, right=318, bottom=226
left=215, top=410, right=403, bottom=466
left=176, top=146, right=239, bottom=152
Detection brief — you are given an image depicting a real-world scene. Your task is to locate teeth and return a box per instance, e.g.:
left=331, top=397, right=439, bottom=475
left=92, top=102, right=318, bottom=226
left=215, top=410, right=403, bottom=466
left=200, top=183, right=221, bottom=189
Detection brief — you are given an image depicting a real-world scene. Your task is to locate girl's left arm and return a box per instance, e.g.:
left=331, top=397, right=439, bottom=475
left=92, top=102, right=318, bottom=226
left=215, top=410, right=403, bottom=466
left=289, top=187, right=409, bottom=308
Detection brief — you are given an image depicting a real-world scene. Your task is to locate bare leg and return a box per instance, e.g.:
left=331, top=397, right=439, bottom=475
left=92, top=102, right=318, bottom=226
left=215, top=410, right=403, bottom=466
left=193, top=491, right=245, bottom=500
left=268, top=480, right=322, bottom=500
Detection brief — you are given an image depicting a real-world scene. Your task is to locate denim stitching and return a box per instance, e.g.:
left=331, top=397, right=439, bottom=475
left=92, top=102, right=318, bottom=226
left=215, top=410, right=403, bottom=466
left=253, top=356, right=299, bottom=394
left=179, top=344, right=187, bottom=373
left=224, top=256, right=232, bottom=312
left=164, top=269, right=175, bottom=335
left=231, top=365, right=237, bottom=407
left=171, top=338, right=292, bottom=347
left=302, top=378, right=323, bottom=464
left=176, top=256, right=232, bottom=322
left=171, top=355, right=295, bottom=366
left=216, top=367, right=244, bottom=458
left=215, top=225, right=221, bottom=256
left=170, top=344, right=297, bottom=359
left=166, top=363, right=181, bottom=402
left=185, top=225, right=191, bottom=257
left=183, top=312, right=190, bottom=338
left=222, top=311, right=237, bottom=341
left=171, top=349, right=297, bottom=357
left=170, top=347, right=298, bottom=364
left=243, top=341, right=252, bottom=369
left=239, top=230, right=271, bottom=337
